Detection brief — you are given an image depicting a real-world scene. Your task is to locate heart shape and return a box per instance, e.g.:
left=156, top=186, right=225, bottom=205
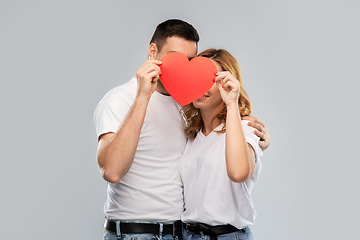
left=159, top=52, right=217, bottom=106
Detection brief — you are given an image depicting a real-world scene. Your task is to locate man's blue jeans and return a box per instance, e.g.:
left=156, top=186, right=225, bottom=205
left=103, top=221, right=181, bottom=240
left=182, top=227, right=254, bottom=240
left=103, top=231, right=180, bottom=240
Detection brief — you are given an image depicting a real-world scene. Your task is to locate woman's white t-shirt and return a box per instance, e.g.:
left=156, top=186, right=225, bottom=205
left=179, top=121, right=263, bottom=229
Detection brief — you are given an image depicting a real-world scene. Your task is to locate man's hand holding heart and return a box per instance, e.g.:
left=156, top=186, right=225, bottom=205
left=135, top=59, right=163, bottom=100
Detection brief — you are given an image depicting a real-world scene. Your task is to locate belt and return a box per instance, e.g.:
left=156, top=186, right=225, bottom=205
left=104, top=218, right=182, bottom=236
left=183, top=222, right=241, bottom=240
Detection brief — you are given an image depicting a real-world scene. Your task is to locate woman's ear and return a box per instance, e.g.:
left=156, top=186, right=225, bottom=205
left=148, top=43, right=158, bottom=60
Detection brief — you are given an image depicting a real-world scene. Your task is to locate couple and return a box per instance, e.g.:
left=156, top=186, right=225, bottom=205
left=94, top=19, right=271, bottom=240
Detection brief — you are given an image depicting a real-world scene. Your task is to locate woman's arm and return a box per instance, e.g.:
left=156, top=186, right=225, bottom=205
left=216, top=72, right=256, bottom=183
left=225, top=103, right=256, bottom=183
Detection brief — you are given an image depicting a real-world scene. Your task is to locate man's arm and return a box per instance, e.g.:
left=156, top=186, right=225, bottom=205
left=96, top=60, right=162, bottom=183
left=242, top=115, right=271, bottom=151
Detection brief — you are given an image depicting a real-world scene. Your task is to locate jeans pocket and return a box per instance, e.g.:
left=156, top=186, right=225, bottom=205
left=234, top=228, right=253, bottom=240
left=128, top=234, right=156, bottom=240
left=103, top=231, right=119, bottom=240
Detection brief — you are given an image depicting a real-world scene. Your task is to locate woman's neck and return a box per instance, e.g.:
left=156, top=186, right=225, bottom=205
left=200, top=105, right=224, bottom=136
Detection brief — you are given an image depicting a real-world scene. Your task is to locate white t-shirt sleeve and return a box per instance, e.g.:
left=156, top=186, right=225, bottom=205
left=241, top=120, right=263, bottom=187
left=93, top=83, right=136, bottom=139
left=241, top=120, right=263, bottom=162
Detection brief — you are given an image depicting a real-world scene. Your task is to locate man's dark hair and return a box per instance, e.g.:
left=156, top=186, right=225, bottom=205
left=150, top=19, right=200, bottom=52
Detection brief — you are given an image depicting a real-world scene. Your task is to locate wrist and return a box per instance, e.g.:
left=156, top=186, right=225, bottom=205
left=135, top=93, right=151, bottom=107
left=136, top=87, right=153, bottom=100
left=226, top=101, right=238, bottom=108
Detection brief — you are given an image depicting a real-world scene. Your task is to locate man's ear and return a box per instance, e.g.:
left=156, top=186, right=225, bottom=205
left=148, top=43, right=158, bottom=60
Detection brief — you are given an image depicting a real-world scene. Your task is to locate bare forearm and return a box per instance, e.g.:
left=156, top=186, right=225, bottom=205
left=96, top=59, right=161, bottom=183
left=225, top=104, right=255, bottom=183
left=97, top=96, right=150, bottom=183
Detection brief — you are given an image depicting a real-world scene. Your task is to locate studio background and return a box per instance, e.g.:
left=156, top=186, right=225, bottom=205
left=1, top=0, right=359, bottom=239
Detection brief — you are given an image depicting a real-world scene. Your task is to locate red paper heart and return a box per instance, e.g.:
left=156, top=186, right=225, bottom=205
left=159, top=52, right=217, bottom=106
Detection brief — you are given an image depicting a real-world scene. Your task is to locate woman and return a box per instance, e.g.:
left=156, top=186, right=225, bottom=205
left=179, top=49, right=263, bottom=240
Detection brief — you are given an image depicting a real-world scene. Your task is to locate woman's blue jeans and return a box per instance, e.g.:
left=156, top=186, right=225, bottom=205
left=182, top=227, right=254, bottom=240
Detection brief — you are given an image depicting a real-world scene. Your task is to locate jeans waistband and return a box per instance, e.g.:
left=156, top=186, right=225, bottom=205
left=182, top=222, right=242, bottom=240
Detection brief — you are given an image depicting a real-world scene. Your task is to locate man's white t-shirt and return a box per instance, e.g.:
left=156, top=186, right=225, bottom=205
left=179, top=122, right=262, bottom=229
left=94, top=77, right=187, bottom=222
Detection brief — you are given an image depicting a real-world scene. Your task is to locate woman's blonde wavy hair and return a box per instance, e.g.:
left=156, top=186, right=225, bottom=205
left=181, top=49, right=252, bottom=140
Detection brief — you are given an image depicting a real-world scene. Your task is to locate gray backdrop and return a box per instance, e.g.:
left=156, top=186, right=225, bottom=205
left=1, top=0, right=359, bottom=239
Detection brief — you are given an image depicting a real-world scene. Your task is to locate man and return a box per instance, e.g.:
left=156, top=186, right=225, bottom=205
left=94, top=19, right=271, bottom=240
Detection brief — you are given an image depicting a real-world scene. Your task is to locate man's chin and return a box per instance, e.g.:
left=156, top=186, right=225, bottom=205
left=156, top=79, right=170, bottom=95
